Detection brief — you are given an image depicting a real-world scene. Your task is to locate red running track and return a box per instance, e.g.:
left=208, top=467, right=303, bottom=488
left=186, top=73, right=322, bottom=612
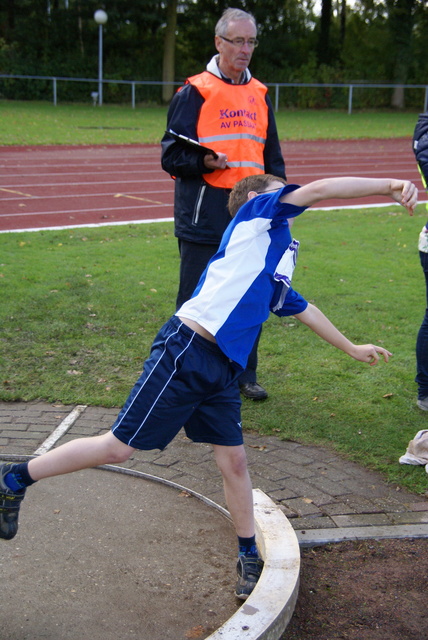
left=0, top=139, right=425, bottom=233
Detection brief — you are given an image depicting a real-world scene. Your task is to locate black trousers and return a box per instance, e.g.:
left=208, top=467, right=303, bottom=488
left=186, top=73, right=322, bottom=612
left=416, top=250, right=428, bottom=399
left=176, top=239, right=260, bottom=383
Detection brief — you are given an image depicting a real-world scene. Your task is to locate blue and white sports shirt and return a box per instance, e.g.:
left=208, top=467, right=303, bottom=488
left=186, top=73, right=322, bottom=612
left=177, top=185, right=308, bottom=368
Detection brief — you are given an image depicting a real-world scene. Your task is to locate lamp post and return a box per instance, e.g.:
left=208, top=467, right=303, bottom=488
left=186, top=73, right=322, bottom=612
left=94, top=9, right=108, bottom=106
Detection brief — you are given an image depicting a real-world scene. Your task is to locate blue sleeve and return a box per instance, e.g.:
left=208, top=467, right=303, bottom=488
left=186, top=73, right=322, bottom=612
left=271, top=286, right=308, bottom=317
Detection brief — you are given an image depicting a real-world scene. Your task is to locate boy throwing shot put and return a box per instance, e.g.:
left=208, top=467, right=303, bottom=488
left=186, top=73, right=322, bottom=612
left=0, top=174, right=417, bottom=600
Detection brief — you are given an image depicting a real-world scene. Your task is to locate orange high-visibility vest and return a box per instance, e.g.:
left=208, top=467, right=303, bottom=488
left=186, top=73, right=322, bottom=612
left=186, top=72, right=269, bottom=189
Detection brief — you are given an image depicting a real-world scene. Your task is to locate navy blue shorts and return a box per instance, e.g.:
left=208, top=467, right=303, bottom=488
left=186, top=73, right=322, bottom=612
left=111, top=316, right=243, bottom=450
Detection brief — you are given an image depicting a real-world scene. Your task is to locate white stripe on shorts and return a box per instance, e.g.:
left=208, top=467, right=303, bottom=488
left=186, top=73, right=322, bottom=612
left=112, top=322, right=195, bottom=446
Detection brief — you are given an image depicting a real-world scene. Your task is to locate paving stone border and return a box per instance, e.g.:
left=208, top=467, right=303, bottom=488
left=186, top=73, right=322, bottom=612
left=1, top=401, right=427, bottom=543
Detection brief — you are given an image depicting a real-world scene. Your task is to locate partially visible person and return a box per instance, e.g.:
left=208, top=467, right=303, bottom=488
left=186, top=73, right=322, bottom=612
left=161, top=7, right=286, bottom=401
left=412, top=111, right=428, bottom=409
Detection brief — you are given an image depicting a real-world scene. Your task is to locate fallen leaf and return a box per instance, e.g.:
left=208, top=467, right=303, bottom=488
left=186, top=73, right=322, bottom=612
left=383, top=393, right=394, bottom=399
left=249, top=444, right=267, bottom=451
left=185, top=626, right=205, bottom=639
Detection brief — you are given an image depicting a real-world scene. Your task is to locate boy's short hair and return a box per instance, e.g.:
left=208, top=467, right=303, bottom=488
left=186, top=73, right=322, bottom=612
left=228, top=174, right=287, bottom=217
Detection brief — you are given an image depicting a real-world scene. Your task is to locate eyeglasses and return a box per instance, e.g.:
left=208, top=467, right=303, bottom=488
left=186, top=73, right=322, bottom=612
left=219, top=35, right=259, bottom=49
left=256, top=187, right=282, bottom=194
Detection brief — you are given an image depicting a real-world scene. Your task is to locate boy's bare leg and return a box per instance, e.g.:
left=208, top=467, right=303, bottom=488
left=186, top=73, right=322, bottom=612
left=1, top=432, right=134, bottom=541
left=212, top=444, right=255, bottom=538
left=213, top=443, right=263, bottom=599
left=28, top=432, right=135, bottom=481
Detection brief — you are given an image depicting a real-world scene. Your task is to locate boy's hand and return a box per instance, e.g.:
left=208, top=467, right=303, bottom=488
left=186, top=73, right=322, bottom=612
left=349, top=344, right=392, bottom=366
left=390, top=180, right=418, bottom=215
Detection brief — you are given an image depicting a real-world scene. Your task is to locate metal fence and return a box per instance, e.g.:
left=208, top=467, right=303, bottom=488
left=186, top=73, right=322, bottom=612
left=1, top=73, right=427, bottom=114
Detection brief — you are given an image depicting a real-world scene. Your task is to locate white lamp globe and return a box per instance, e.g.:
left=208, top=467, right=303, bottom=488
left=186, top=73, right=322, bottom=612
left=94, top=9, right=108, bottom=25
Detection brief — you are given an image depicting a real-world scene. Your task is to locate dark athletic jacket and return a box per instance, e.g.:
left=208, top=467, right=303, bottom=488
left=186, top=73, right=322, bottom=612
left=413, top=112, right=428, bottom=187
left=161, top=58, right=286, bottom=245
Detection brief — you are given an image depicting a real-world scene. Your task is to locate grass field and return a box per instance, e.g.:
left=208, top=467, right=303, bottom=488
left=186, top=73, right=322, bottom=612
left=0, top=100, right=421, bottom=145
left=1, top=205, right=427, bottom=494
left=1, top=100, right=427, bottom=495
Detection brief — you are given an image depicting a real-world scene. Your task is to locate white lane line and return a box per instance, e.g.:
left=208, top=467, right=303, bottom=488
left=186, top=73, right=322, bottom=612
left=33, top=405, right=87, bottom=455
left=2, top=169, right=163, bottom=179
left=0, top=202, right=172, bottom=218
left=0, top=216, right=175, bottom=233
left=0, top=161, right=159, bottom=170
left=0, top=178, right=172, bottom=188
left=2, top=198, right=421, bottom=222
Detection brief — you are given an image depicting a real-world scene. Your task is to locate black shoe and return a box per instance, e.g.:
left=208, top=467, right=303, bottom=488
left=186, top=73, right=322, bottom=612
left=0, top=463, right=26, bottom=540
left=235, top=555, right=264, bottom=600
left=239, top=382, right=268, bottom=401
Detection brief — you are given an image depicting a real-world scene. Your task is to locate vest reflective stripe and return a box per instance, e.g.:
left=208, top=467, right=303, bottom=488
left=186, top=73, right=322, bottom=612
left=227, top=160, right=265, bottom=170
left=187, top=72, right=269, bottom=189
left=199, top=133, right=267, bottom=145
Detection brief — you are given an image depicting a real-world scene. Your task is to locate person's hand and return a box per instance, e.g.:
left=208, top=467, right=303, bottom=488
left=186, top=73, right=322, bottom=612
left=204, top=152, right=228, bottom=170
left=349, top=344, right=392, bottom=366
left=390, top=180, right=418, bottom=215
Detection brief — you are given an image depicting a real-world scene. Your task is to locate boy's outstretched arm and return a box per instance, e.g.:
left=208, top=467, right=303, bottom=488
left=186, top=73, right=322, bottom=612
left=294, top=303, right=392, bottom=366
left=282, top=177, right=418, bottom=215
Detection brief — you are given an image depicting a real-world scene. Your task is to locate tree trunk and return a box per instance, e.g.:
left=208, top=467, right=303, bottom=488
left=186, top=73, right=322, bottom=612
left=340, top=0, right=346, bottom=48
left=317, top=0, right=332, bottom=65
left=387, top=0, right=416, bottom=109
left=162, top=0, right=178, bottom=104
left=76, top=0, right=84, bottom=56
left=6, top=0, right=15, bottom=38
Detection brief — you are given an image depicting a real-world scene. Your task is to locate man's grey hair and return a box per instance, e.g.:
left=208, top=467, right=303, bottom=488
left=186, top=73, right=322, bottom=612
left=215, top=8, right=257, bottom=37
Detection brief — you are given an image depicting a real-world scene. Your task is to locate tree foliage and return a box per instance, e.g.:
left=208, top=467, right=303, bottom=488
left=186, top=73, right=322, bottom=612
left=0, top=0, right=427, bottom=106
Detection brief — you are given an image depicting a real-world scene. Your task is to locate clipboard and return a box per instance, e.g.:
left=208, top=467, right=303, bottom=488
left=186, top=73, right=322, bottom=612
left=167, top=129, right=218, bottom=159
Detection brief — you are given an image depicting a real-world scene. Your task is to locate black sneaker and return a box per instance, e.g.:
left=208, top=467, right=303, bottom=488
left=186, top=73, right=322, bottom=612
left=235, top=555, right=264, bottom=600
left=239, top=382, right=268, bottom=401
left=0, top=463, right=26, bottom=540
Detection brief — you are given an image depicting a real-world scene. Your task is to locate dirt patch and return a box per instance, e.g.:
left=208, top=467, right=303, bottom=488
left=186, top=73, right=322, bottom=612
left=283, top=538, right=427, bottom=640
left=0, top=469, right=239, bottom=640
